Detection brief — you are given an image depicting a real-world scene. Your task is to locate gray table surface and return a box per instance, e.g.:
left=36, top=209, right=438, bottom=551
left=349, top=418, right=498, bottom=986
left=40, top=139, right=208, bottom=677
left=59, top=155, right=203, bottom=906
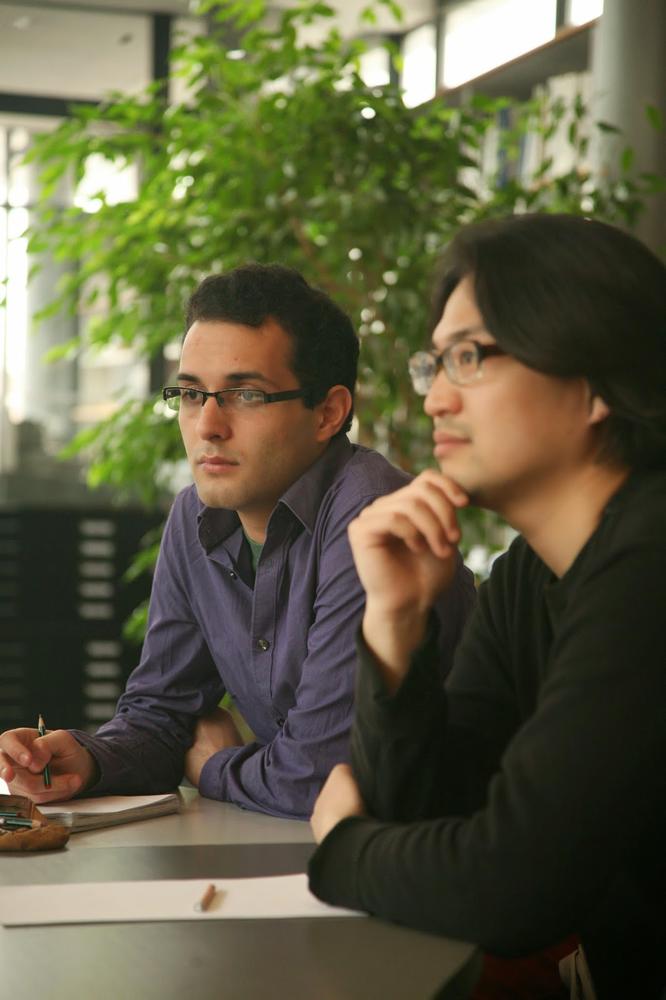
left=0, top=787, right=482, bottom=1000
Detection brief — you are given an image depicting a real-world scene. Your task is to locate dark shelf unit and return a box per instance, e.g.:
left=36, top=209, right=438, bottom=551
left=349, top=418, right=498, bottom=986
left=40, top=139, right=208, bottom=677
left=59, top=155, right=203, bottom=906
left=0, top=506, right=162, bottom=733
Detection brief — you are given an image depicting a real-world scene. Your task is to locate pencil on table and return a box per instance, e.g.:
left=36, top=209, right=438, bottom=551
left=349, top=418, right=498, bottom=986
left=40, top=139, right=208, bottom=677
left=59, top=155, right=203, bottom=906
left=194, top=884, right=217, bottom=912
left=37, top=714, right=51, bottom=788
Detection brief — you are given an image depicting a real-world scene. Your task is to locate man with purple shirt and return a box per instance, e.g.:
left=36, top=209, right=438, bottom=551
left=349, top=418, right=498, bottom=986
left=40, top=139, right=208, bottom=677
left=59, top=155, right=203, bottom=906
left=0, top=264, right=475, bottom=818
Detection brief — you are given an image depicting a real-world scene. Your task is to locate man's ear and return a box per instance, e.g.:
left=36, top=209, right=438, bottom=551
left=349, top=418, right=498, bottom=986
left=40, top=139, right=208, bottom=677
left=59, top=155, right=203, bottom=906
left=589, top=393, right=611, bottom=426
left=314, top=385, right=353, bottom=442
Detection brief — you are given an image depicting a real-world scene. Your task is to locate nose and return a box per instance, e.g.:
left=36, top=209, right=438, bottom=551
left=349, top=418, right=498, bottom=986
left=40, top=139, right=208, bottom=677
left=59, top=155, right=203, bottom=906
left=195, top=396, right=232, bottom=440
left=424, top=370, right=462, bottom=419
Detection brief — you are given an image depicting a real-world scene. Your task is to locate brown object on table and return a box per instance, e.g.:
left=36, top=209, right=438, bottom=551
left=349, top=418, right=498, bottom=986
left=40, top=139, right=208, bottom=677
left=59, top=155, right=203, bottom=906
left=0, top=793, right=69, bottom=851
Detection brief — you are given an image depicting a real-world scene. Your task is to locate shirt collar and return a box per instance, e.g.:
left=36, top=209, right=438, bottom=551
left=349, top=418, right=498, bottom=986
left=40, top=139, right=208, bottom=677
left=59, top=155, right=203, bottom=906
left=196, top=434, right=353, bottom=552
left=279, top=434, right=352, bottom=533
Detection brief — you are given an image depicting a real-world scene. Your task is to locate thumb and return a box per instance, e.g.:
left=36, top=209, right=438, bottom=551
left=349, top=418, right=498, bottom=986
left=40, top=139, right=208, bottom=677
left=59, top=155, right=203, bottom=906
left=33, top=728, right=73, bottom=762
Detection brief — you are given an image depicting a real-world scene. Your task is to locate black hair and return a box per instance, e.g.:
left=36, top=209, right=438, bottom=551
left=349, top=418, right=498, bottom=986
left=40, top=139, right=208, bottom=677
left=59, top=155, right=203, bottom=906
left=186, top=263, right=359, bottom=435
left=431, top=213, right=666, bottom=471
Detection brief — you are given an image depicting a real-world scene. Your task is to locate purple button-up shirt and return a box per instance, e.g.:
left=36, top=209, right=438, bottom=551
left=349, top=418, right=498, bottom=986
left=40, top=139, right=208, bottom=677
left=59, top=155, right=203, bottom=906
left=73, top=436, right=475, bottom=818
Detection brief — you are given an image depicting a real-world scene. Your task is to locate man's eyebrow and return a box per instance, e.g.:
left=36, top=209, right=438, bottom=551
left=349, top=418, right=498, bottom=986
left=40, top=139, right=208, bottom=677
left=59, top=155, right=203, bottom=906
left=225, top=370, right=273, bottom=385
left=432, top=323, right=488, bottom=348
left=176, top=370, right=273, bottom=385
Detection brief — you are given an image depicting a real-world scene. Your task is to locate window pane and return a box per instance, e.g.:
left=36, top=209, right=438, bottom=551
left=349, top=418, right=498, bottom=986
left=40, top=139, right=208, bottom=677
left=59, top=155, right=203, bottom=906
left=567, top=0, right=603, bottom=25
left=170, top=17, right=205, bottom=107
left=441, top=0, right=558, bottom=89
left=401, top=23, right=437, bottom=107
left=74, top=154, right=138, bottom=215
left=0, top=128, right=6, bottom=205
left=359, top=46, right=391, bottom=88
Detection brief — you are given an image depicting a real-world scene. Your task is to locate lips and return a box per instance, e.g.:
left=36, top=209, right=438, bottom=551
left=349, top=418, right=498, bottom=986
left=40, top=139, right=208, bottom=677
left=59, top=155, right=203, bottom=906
left=432, top=431, right=469, bottom=445
left=432, top=429, right=470, bottom=459
left=197, top=455, right=239, bottom=466
left=197, top=455, right=240, bottom=474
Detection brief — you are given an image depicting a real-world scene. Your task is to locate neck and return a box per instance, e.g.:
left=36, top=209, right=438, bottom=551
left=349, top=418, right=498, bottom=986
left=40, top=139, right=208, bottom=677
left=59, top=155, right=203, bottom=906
left=500, top=462, right=630, bottom=578
left=238, top=512, right=270, bottom=545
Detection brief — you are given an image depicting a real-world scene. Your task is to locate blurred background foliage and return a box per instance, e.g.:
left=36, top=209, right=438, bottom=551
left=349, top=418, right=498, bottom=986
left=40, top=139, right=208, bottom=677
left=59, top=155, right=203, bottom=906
left=23, top=0, right=662, bottom=636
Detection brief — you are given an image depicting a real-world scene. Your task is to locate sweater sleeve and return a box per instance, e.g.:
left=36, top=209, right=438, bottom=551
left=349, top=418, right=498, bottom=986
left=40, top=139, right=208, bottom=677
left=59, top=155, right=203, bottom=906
left=350, top=543, right=524, bottom=822
left=309, top=542, right=666, bottom=956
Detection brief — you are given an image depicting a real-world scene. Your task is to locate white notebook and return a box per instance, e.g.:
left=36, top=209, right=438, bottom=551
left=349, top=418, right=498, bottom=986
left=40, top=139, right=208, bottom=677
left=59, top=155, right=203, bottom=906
left=40, top=792, right=180, bottom=831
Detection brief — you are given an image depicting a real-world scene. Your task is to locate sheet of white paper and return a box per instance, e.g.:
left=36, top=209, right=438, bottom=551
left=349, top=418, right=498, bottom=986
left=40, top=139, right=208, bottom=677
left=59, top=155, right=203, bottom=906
left=0, top=874, right=364, bottom=926
left=0, top=777, right=9, bottom=796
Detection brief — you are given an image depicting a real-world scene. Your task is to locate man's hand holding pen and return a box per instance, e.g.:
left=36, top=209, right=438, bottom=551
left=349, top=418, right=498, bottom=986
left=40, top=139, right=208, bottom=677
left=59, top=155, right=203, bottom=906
left=0, top=726, right=97, bottom=803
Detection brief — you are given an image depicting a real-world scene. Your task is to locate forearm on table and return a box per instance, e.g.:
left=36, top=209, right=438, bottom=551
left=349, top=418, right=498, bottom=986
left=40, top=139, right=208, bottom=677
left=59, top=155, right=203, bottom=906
left=199, top=724, right=352, bottom=820
left=72, top=718, right=188, bottom=794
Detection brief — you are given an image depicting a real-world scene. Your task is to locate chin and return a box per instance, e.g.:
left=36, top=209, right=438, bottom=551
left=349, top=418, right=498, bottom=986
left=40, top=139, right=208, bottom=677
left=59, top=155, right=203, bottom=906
left=193, top=481, right=237, bottom=509
left=437, top=459, right=472, bottom=494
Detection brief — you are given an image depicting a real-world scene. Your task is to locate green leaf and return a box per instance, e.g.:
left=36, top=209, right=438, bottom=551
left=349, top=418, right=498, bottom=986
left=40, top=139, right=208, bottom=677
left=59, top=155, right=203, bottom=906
left=620, top=145, right=634, bottom=173
left=43, top=337, right=81, bottom=363
left=122, top=600, right=150, bottom=644
left=645, top=104, right=664, bottom=132
left=596, top=120, right=622, bottom=134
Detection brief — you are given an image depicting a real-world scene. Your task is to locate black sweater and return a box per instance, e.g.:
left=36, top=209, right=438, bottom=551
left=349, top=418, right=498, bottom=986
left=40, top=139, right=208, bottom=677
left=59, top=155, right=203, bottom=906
left=309, top=472, right=666, bottom=999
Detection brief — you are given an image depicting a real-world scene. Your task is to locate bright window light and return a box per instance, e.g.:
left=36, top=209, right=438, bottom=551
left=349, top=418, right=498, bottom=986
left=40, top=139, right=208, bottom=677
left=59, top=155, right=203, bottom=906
left=359, top=46, right=391, bottom=88
left=401, top=23, right=437, bottom=108
left=441, top=0, right=558, bottom=89
left=74, top=154, right=137, bottom=214
left=4, top=210, right=28, bottom=424
left=567, top=0, right=603, bottom=25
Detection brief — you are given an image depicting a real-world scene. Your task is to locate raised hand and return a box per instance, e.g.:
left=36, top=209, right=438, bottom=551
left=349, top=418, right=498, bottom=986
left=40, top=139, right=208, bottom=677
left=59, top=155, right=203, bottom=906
left=347, top=470, right=469, bottom=690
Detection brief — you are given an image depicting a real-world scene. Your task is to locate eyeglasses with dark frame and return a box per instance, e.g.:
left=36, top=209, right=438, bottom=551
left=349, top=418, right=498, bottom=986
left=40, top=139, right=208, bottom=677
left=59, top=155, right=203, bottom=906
left=408, top=340, right=505, bottom=395
left=162, top=386, right=304, bottom=413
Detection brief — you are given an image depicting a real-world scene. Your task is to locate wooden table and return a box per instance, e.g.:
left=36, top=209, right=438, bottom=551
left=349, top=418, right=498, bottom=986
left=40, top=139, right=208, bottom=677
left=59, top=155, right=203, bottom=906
left=0, top=788, right=482, bottom=1000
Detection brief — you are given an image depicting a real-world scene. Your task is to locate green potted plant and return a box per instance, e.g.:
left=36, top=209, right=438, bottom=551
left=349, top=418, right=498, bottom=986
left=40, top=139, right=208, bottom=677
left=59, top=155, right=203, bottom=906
left=24, top=0, right=661, bottom=621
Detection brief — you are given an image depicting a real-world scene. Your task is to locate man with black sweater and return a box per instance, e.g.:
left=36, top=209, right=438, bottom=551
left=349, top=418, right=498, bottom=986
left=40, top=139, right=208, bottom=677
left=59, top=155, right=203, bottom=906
left=309, top=214, right=666, bottom=999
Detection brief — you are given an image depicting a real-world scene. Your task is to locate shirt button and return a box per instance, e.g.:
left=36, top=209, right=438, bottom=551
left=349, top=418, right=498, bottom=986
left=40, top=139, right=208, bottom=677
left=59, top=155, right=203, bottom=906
left=276, top=717, right=284, bottom=727
left=257, top=638, right=270, bottom=651
left=229, top=571, right=237, bottom=580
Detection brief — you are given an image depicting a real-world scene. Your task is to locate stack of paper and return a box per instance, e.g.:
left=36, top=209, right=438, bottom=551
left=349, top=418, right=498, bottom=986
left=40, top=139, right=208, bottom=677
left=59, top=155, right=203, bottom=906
left=40, top=792, right=179, bottom=831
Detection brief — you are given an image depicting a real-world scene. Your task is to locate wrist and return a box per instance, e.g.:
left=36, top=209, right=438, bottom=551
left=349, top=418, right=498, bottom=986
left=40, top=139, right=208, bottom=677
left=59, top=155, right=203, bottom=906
left=362, top=603, right=430, bottom=694
left=83, top=750, right=100, bottom=790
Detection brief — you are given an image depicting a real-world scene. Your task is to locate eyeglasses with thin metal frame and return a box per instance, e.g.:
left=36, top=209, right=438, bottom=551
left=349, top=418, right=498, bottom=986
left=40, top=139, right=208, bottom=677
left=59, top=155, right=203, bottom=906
left=408, top=339, right=505, bottom=395
left=162, top=386, right=304, bottom=413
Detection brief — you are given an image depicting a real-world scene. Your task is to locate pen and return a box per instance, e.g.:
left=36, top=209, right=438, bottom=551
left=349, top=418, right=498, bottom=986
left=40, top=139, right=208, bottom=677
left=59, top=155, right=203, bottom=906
left=0, top=817, right=41, bottom=830
left=37, top=714, right=51, bottom=788
left=194, top=883, right=217, bottom=913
